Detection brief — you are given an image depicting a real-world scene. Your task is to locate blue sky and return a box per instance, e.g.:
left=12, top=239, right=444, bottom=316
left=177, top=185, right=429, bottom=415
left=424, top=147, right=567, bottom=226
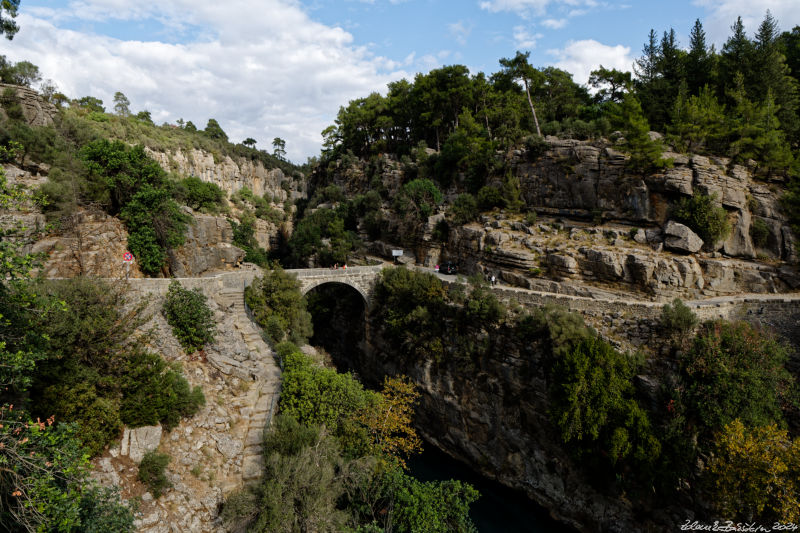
left=1, top=0, right=798, bottom=162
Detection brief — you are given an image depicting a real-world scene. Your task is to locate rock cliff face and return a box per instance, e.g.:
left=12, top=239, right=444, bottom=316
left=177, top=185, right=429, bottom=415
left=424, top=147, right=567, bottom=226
left=145, top=147, right=304, bottom=202
left=321, top=138, right=796, bottom=299
left=0, top=83, right=57, bottom=127
left=168, top=211, right=245, bottom=277
left=339, top=317, right=667, bottom=533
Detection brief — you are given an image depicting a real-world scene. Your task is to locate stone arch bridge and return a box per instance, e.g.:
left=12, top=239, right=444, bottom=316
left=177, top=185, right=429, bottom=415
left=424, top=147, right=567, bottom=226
left=289, top=265, right=385, bottom=305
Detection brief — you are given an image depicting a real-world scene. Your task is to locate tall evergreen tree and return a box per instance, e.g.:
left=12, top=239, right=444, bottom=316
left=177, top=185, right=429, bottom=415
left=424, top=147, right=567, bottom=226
left=753, top=11, right=799, bottom=145
left=499, top=51, right=543, bottom=136
left=686, top=19, right=714, bottom=93
left=720, top=17, right=755, bottom=98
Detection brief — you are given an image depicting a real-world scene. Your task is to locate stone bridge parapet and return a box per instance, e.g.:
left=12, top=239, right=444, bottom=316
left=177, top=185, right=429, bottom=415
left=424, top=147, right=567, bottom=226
left=291, top=265, right=385, bottom=305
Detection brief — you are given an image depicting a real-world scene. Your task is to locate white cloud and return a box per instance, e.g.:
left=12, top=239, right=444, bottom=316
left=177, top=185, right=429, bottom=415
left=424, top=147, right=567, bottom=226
left=547, top=39, right=633, bottom=85
left=479, top=0, right=550, bottom=16
left=5, top=1, right=413, bottom=162
left=693, top=0, right=800, bottom=46
left=513, top=26, right=543, bottom=49
left=448, top=21, right=473, bottom=46
left=479, top=0, right=600, bottom=18
left=541, top=18, right=567, bottom=29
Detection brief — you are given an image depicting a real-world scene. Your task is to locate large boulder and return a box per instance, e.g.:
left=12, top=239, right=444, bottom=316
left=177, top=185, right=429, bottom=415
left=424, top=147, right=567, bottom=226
left=121, top=425, right=163, bottom=463
left=663, top=221, right=704, bottom=253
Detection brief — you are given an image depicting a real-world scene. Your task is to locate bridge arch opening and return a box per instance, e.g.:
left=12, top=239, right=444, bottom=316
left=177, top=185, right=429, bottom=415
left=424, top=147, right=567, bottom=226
left=305, top=281, right=367, bottom=371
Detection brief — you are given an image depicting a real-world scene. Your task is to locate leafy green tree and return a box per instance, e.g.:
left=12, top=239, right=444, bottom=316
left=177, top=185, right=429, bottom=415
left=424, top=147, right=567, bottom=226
left=245, top=267, right=313, bottom=344
left=74, top=96, right=104, bottom=113
left=112, top=91, right=130, bottom=116
left=394, top=178, right=442, bottom=221
left=79, top=140, right=188, bottom=274
left=162, top=281, right=216, bottom=353
left=280, top=351, right=372, bottom=432
left=0, top=59, right=40, bottom=86
left=135, top=109, right=153, bottom=124
left=720, top=17, right=756, bottom=98
left=0, top=0, right=19, bottom=39
left=670, top=85, right=727, bottom=153
left=588, top=66, right=632, bottom=103
left=549, top=337, right=660, bottom=467
left=613, top=93, right=671, bottom=172
left=709, top=419, right=800, bottom=522
left=679, top=320, right=796, bottom=436
left=499, top=51, right=543, bottom=136
left=242, top=137, right=257, bottom=148
left=119, top=351, right=205, bottom=429
left=204, top=118, right=228, bottom=140
left=174, top=176, right=225, bottom=211
left=448, top=193, right=478, bottom=225
left=0, top=414, right=135, bottom=532
left=672, top=192, right=730, bottom=246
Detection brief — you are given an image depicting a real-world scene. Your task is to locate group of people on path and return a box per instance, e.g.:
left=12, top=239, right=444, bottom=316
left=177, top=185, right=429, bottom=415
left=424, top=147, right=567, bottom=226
left=330, top=263, right=347, bottom=270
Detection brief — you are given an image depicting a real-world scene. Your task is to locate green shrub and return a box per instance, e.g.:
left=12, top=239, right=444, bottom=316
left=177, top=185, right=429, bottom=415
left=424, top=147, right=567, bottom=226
left=245, top=267, right=313, bottom=344
left=679, top=320, right=796, bottom=436
left=449, top=193, right=478, bottom=225
left=524, top=134, right=550, bottom=160
left=138, top=451, right=172, bottom=498
left=0, top=413, right=135, bottom=533
left=163, top=281, right=216, bottom=353
left=119, top=352, right=205, bottom=430
left=549, top=336, right=660, bottom=467
left=39, top=382, right=122, bottom=457
left=279, top=351, right=371, bottom=431
left=660, top=298, right=698, bottom=340
left=174, top=176, right=225, bottom=212
left=672, top=193, right=731, bottom=246
left=525, top=210, right=537, bottom=225
left=476, top=185, right=503, bottom=210
left=394, top=178, right=443, bottom=220
left=750, top=217, right=770, bottom=248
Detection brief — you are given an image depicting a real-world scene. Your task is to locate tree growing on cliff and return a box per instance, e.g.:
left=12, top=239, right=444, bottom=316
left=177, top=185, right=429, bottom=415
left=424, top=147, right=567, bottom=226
left=709, top=419, right=800, bottom=521
left=272, top=137, right=286, bottom=160
left=678, top=320, right=796, bottom=437
left=204, top=118, right=228, bottom=141
left=499, top=51, right=543, bottom=136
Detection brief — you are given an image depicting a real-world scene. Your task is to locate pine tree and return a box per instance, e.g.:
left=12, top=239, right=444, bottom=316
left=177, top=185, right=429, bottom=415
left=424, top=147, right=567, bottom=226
left=753, top=11, right=800, bottom=145
left=720, top=17, right=755, bottom=98
left=686, top=19, right=714, bottom=93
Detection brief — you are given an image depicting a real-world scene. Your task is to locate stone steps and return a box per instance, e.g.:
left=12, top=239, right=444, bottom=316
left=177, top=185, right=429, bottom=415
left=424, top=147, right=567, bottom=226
left=215, top=284, right=281, bottom=484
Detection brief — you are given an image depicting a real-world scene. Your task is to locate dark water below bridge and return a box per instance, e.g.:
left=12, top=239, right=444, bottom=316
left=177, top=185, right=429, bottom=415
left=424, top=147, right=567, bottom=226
left=407, top=443, right=573, bottom=533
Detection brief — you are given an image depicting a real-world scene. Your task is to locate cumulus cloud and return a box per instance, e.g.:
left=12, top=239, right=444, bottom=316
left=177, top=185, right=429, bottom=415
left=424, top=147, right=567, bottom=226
left=547, top=39, right=633, bottom=85
left=513, top=26, right=543, bottom=49
left=4, top=1, right=413, bottom=162
left=694, top=0, right=800, bottom=45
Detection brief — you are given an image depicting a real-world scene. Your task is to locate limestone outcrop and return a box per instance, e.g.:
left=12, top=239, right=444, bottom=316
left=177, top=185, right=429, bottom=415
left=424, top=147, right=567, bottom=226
left=144, top=147, right=304, bottom=202
left=0, top=83, right=57, bottom=127
left=168, top=212, right=245, bottom=277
